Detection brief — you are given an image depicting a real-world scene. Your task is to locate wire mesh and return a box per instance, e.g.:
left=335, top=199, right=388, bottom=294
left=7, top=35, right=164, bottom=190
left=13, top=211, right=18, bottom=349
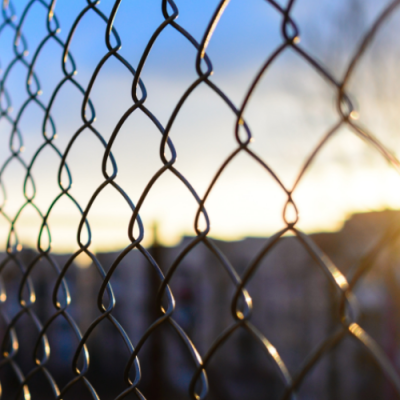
left=1, top=0, right=400, bottom=399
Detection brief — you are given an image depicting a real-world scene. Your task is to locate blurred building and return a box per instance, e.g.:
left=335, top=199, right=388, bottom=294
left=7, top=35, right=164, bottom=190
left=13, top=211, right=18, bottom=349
left=1, top=210, right=400, bottom=399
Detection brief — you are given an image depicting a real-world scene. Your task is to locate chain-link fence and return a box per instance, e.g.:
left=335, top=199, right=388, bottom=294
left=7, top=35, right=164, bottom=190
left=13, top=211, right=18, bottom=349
left=2, top=0, right=400, bottom=399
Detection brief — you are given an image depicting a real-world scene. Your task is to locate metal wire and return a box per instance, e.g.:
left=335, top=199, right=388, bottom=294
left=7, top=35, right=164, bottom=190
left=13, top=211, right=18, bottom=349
left=1, top=0, right=400, bottom=399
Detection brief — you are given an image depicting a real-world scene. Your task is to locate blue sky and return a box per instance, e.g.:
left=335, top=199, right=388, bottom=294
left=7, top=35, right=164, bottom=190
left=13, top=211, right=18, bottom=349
left=1, top=0, right=400, bottom=253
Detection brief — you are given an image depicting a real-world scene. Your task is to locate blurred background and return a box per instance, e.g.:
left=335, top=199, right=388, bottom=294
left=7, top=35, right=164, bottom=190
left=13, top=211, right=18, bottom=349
left=2, top=0, right=400, bottom=399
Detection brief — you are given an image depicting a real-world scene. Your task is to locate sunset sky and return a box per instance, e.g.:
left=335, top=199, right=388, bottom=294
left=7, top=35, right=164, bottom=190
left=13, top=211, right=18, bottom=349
left=1, top=0, right=400, bottom=253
